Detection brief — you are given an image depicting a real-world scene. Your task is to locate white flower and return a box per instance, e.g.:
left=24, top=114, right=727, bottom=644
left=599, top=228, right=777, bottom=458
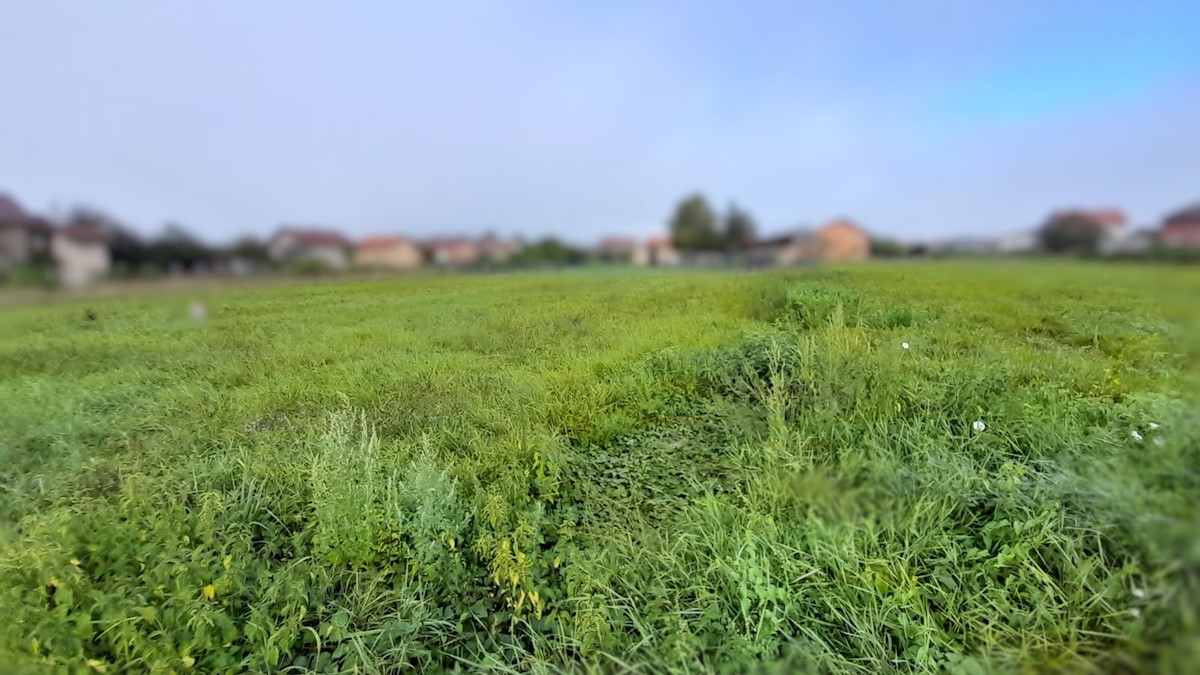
left=1132, top=588, right=1146, bottom=599
left=902, top=342, right=910, bottom=350
left=972, top=420, right=986, bottom=433
left=1131, top=430, right=1143, bottom=442
left=1130, top=608, right=1141, bottom=618
left=1148, top=422, right=1160, bottom=430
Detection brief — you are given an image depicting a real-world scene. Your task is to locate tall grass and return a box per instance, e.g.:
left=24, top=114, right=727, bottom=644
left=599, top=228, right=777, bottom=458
left=0, top=263, right=1196, bottom=672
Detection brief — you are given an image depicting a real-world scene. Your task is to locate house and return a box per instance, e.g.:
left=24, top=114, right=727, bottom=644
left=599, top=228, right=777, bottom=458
left=479, top=235, right=522, bottom=263
left=0, top=194, right=52, bottom=273
left=268, top=228, right=349, bottom=269
left=632, top=236, right=681, bottom=267
left=750, top=219, right=871, bottom=266
left=993, top=230, right=1039, bottom=254
left=1050, top=208, right=1128, bottom=248
left=1161, top=203, right=1200, bottom=248
left=598, top=236, right=638, bottom=263
left=52, top=222, right=111, bottom=287
left=425, top=238, right=480, bottom=267
left=355, top=235, right=423, bottom=270
left=815, top=219, right=870, bottom=261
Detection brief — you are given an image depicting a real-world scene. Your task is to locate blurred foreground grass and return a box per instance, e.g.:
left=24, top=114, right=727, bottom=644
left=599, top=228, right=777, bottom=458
left=0, top=262, right=1197, bottom=672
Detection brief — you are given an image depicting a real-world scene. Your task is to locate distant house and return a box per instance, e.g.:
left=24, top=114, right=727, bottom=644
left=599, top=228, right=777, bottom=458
left=632, top=236, right=680, bottom=267
left=480, top=235, right=522, bottom=263
left=0, top=194, right=52, bottom=274
left=993, top=230, right=1039, bottom=254
left=268, top=228, right=349, bottom=269
left=1161, top=204, right=1200, bottom=248
left=817, top=219, right=870, bottom=261
left=1050, top=208, right=1128, bottom=249
left=425, top=238, right=480, bottom=267
left=355, top=235, right=422, bottom=270
left=598, top=236, right=638, bottom=263
left=750, top=219, right=870, bottom=266
left=52, top=222, right=111, bottom=287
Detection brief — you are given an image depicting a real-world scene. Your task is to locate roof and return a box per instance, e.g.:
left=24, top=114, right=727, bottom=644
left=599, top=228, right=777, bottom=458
left=821, top=218, right=867, bottom=234
left=358, top=235, right=414, bottom=251
left=1165, top=203, right=1200, bottom=225
left=59, top=223, right=109, bottom=245
left=598, top=236, right=637, bottom=253
left=1054, top=208, right=1127, bottom=228
left=0, top=193, right=31, bottom=223
left=647, top=235, right=673, bottom=249
left=424, top=237, right=477, bottom=248
left=276, top=228, right=349, bottom=247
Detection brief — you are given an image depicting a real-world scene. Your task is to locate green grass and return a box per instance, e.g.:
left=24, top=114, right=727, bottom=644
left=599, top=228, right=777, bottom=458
left=0, top=263, right=1197, bottom=673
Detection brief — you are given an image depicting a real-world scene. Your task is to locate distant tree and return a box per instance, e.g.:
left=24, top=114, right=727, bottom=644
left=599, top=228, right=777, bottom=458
left=148, top=223, right=212, bottom=270
left=870, top=238, right=905, bottom=258
left=228, top=236, right=270, bottom=261
left=1040, top=214, right=1103, bottom=255
left=511, top=238, right=585, bottom=267
left=669, top=193, right=720, bottom=251
left=722, top=204, right=757, bottom=250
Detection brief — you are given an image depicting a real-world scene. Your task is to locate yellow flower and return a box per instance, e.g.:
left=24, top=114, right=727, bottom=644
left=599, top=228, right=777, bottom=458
left=70, top=558, right=81, bottom=567
left=87, top=659, right=107, bottom=673
left=202, top=585, right=216, bottom=601
left=182, top=655, right=196, bottom=669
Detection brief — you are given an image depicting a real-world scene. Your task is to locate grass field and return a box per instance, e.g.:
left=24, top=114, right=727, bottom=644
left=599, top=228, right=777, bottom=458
left=1, top=263, right=1197, bottom=673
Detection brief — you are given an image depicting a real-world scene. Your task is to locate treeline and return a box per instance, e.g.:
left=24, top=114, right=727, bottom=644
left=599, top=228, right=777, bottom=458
left=64, top=209, right=271, bottom=276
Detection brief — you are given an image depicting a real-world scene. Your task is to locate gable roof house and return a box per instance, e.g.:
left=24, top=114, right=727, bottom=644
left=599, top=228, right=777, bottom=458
left=749, top=219, right=871, bottom=267
left=0, top=193, right=52, bottom=274
left=355, top=235, right=423, bottom=270
left=479, top=235, right=522, bottom=263
left=424, top=237, right=481, bottom=267
left=51, top=222, right=111, bottom=287
left=268, top=228, right=350, bottom=270
left=1161, top=203, right=1200, bottom=249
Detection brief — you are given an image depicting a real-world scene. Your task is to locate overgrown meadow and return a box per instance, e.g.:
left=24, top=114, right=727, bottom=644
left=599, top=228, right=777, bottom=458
left=1, top=263, right=1197, bottom=673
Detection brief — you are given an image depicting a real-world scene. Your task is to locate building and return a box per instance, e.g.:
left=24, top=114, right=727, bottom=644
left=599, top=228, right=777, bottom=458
left=0, top=194, right=52, bottom=274
left=750, top=219, right=870, bottom=266
left=425, top=238, right=480, bottom=267
left=52, top=223, right=111, bottom=287
left=598, top=237, right=638, bottom=263
left=632, top=236, right=681, bottom=267
left=479, top=235, right=522, bottom=263
left=993, top=230, right=1039, bottom=254
left=1161, top=204, right=1200, bottom=248
left=815, top=219, right=870, bottom=261
left=355, top=236, right=423, bottom=270
left=268, top=228, right=349, bottom=269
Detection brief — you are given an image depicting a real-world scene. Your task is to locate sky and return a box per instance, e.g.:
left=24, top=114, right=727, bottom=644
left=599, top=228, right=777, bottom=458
left=2, top=0, right=1197, bottom=245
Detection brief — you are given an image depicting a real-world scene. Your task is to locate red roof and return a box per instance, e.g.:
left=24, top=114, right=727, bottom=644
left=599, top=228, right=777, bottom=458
left=358, top=235, right=413, bottom=251
left=599, top=236, right=636, bottom=253
left=277, top=228, right=348, bottom=247
left=1055, top=208, right=1127, bottom=228
left=647, top=236, right=673, bottom=249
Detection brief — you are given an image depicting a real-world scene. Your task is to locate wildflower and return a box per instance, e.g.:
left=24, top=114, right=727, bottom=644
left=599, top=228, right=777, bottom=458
left=972, top=420, right=986, bottom=433
left=1133, top=588, right=1146, bottom=599
left=902, top=342, right=910, bottom=350
left=87, top=659, right=107, bottom=673
left=1148, top=422, right=1160, bottom=430
left=1131, top=430, right=1143, bottom=442
left=1130, top=608, right=1141, bottom=618
left=202, top=584, right=216, bottom=601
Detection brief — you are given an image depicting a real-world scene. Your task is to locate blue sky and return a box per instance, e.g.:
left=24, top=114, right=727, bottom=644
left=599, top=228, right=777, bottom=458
left=1, top=0, right=1197, bottom=244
